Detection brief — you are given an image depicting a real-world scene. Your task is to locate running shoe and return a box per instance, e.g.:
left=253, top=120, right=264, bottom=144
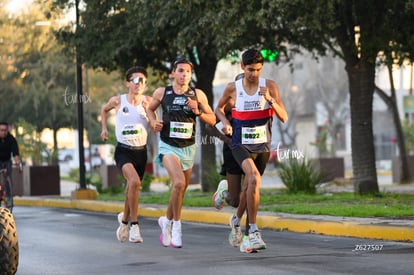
left=158, top=216, right=172, bottom=247
left=129, top=224, right=143, bottom=243
left=116, top=212, right=128, bottom=243
left=170, top=220, right=183, bottom=248
left=228, top=214, right=242, bottom=247
left=239, top=235, right=253, bottom=253
left=249, top=230, right=267, bottom=251
left=212, top=179, right=228, bottom=210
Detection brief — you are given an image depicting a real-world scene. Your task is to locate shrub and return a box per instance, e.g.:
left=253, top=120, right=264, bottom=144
left=141, top=173, right=154, bottom=192
left=86, top=173, right=102, bottom=193
left=279, top=158, right=321, bottom=194
left=206, top=164, right=225, bottom=191
left=68, top=168, right=79, bottom=182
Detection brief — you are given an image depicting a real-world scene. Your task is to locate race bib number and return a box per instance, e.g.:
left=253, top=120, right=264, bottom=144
left=121, top=124, right=144, bottom=137
left=120, top=124, right=147, bottom=146
left=169, top=121, right=193, bottom=139
left=241, top=125, right=267, bottom=144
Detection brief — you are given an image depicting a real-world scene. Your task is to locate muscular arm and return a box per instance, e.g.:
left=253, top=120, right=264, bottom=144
left=215, top=82, right=236, bottom=135
left=100, top=96, right=120, bottom=141
left=194, top=89, right=216, bottom=126
left=264, top=80, right=288, bottom=123
left=147, top=88, right=164, bottom=133
left=205, top=123, right=232, bottom=147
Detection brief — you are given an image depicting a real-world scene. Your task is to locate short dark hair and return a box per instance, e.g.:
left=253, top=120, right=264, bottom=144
left=235, top=73, right=244, bottom=81
left=242, top=49, right=264, bottom=66
left=125, top=66, right=148, bottom=81
left=173, top=57, right=193, bottom=71
left=0, top=122, right=8, bottom=127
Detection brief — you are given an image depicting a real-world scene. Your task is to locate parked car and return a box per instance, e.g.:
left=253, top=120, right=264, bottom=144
left=58, top=148, right=74, bottom=162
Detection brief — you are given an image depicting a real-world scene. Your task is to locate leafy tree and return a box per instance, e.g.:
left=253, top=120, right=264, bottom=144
left=53, top=0, right=286, bottom=191
left=1, top=0, right=78, bottom=163
left=402, top=120, right=414, bottom=154
left=52, top=0, right=414, bottom=194
left=14, top=118, right=49, bottom=165
left=372, top=8, right=414, bottom=183
left=259, top=0, right=414, bottom=194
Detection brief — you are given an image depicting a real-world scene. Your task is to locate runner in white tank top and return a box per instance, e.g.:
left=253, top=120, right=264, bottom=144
left=115, top=94, right=149, bottom=147
left=100, top=66, right=152, bottom=244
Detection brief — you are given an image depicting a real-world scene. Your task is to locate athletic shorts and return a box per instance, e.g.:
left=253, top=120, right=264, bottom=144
left=222, top=142, right=244, bottom=175
left=155, top=140, right=196, bottom=171
left=232, top=145, right=270, bottom=176
left=114, top=143, right=147, bottom=180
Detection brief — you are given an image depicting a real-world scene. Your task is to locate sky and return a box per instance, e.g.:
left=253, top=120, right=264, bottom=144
left=5, top=0, right=33, bottom=13
left=5, top=0, right=75, bottom=25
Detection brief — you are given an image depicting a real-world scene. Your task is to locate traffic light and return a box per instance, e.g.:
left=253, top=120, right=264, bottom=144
left=260, top=49, right=280, bottom=62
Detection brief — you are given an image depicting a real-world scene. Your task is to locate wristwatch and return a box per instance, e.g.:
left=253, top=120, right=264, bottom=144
left=268, top=98, right=275, bottom=105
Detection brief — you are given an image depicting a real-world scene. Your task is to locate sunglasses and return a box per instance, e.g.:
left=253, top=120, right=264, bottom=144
left=130, top=77, right=147, bottom=85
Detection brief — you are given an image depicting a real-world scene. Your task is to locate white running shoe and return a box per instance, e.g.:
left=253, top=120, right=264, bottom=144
left=129, top=224, right=143, bottom=243
left=212, top=180, right=228, bottom=210
left=228, top=214, right=242, bottom=247
left=170, top=220, right=182, bottom=248
left=116, top=212, right=128, bottom=243
left=239, top=235, right=253, bottom=253
left=158, top=216, right=172, bottom=247
left=249, top=230, right=267, bottom=251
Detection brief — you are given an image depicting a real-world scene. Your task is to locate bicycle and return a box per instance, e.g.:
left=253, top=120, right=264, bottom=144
left=0, top=162, right=13, bottom=212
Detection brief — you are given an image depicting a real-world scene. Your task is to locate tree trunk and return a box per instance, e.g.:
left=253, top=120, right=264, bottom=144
left=390, top=104, right=410, bottom=183
left=375, top=84, right=410, bottom=183
left=192, top=52, right=218, bottom=192
left=346, top=60, right=379, bottom=194
left=386, top=63, right=410, bottom=183
left=52, top=127, right=59, bottom=165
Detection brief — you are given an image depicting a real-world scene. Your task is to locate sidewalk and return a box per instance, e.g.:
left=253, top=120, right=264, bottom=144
left=14, top=173, right=414, bottom=243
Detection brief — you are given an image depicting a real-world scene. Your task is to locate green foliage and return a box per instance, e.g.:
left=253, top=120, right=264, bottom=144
left=402, top=119, right=414, bottom=153
left=98, top=188, right=414, bottom=218
left=260, top=49, right=280, bottom=62
left=51, top=0, right=414, bottom=195
left=14, top=118, right=49, bottom=165
left=204, top=164, right=225, bottom=191
left=101, top=185, right=124, bottom=195
left=310, top=124, right=330, bottom=157
left=261, top=202, right=414, bottom=217
left=86, top=173, right=102, bottom=193
left=279, top=158, right=321, bottom=194
left=141, top=173, right=154, bottom=192
left=90, top=172, right=155, bottom=195
left=68, top=168, right=80, bottom=183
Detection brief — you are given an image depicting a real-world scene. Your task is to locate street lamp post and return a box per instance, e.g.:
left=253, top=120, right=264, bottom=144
left=75, top=0, right=86, bottom=190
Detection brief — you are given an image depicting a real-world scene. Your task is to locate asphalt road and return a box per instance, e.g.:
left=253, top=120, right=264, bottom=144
left=13, top=206, right=414, bottom=275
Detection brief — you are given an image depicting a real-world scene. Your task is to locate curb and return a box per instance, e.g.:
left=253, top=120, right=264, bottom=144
left=14, top=197, right=414, bottom=243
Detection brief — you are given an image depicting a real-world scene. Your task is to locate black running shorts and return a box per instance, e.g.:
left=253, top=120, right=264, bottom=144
left=222, top=142, right=244, bottom=175
left=231, top=145, right=270, bottom=176
left=114, top=144, right=147, bottom=180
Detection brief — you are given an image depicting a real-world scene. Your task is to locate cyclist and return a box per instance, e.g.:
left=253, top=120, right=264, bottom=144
left=0, top=122, right=22, bottom=207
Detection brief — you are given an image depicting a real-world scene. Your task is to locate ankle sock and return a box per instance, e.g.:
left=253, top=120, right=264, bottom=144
left=233, top=215, right=240, bottom=226
left=249, top=224, right=258, bottom=233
